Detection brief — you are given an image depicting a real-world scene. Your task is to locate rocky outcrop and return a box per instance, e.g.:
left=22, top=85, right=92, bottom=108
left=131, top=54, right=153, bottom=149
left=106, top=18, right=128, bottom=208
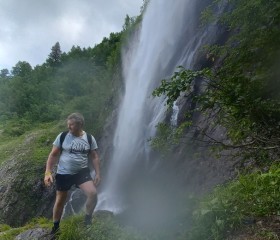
left=0, top=132, right=56, bottom=227
left=15, top=228, right=50, bottom=240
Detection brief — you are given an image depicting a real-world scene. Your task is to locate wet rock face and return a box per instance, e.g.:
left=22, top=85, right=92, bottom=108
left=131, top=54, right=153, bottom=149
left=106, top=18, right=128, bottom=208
left=62, top=188, right=87, bottom=218
left=0, top=161, right=56, bottom=226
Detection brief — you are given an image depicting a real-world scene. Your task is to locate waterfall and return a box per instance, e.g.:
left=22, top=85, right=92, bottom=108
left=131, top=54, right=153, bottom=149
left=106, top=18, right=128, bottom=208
left=97, top=0, right=220, bottom=213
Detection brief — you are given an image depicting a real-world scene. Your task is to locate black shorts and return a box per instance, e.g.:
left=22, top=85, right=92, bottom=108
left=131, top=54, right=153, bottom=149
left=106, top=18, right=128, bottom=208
left=55, top=168, right=92, bottom=191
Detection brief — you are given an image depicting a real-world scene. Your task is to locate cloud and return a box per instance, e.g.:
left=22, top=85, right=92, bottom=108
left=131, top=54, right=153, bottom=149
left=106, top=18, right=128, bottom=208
left=0, top=0, right=142, bottom=70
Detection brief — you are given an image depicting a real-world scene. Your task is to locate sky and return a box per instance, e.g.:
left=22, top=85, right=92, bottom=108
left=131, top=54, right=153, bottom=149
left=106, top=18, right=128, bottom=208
left=0, top=0, right=143, bottom=71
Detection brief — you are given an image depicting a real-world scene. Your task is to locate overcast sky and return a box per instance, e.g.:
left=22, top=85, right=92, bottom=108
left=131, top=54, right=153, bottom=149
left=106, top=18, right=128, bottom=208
left=0, top=0, right=143, bottom=71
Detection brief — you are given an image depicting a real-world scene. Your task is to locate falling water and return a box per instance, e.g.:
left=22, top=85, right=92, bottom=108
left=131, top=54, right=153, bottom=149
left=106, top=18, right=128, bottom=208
left=170, top=102, right=179, bottom=127
left=97, top=0, right=221, bottom=212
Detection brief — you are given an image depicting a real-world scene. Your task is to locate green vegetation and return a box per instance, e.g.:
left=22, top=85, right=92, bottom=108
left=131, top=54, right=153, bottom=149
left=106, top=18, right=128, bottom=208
left=0, top=215, right=146, bottom=240
left=0, top=12, right=144, bottom=140
left=149, top=121, right=192, bottom=154
left=59, top=215, right=146, bottom=240
left=0, top=31, right=124, bottom=138
left=186, top=164, right=280, bottom=240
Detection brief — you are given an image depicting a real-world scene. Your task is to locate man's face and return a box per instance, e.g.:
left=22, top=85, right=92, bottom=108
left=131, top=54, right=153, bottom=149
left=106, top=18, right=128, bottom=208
left=67, top=119, right=81, bottom=134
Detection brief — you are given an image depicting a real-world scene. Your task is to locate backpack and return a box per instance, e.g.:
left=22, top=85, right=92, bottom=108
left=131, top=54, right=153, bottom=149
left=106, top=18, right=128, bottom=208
left=59, top=131, right=93, bottom=152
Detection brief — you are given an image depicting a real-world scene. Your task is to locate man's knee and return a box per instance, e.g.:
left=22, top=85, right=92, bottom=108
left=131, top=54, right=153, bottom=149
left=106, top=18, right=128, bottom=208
left=88, top=189, right=97, bottom=200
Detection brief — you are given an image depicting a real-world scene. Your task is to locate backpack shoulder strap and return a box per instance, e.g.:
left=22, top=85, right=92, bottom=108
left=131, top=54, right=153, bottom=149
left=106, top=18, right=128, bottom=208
left=60, top=131, right=68, bottom=151
left=86, top=133, right=93, bottom=149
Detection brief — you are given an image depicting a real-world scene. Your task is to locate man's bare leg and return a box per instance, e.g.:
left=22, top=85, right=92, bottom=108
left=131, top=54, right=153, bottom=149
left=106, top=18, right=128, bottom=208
left=51, top=190, right=68, bottom=235
left=79, top=181, right=97, bottom=224
left=53, top=191, right=68, bottom=221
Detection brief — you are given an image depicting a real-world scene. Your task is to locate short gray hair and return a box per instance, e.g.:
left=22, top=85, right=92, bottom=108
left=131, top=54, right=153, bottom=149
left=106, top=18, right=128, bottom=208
left=67, top=112, right=85, bottom=127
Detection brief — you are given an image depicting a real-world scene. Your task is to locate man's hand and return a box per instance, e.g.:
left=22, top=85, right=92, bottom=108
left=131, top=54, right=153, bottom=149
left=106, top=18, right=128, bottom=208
left=44, top=174, right=53, bottom=187
left=93, top=174, right=101, bottom=187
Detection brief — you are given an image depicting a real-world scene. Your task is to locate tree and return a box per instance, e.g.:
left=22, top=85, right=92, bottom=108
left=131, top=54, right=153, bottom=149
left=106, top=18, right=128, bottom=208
left=47, top=42, right=62, bottom=66
left=0, top=69, right=9, bottom=78
left=11, top=61, right=32, bottom=77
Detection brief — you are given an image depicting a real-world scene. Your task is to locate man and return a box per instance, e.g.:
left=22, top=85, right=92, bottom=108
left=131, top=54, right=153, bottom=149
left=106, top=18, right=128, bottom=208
left=44, top=112, right=101, bottom=236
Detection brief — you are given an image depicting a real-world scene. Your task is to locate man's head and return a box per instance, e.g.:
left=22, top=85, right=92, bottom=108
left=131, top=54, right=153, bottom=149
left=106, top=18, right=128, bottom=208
left=67, top=112, right=84, bottom=134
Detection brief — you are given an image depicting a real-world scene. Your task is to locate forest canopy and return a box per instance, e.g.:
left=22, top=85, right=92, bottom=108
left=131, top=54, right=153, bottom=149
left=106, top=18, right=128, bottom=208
left=0, top=30, right=126, bottom=137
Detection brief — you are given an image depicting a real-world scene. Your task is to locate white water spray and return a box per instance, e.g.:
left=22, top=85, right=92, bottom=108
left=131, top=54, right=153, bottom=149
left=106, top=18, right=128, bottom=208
left=97, top=0, right=217, bottom=212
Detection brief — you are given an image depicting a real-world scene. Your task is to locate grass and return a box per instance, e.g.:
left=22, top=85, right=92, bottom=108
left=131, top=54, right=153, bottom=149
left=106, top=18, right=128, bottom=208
left=58, top=215, right=146, bottom=240
left=0, top=215, right=147, bottom=240
left=0, top=121, right=60, bottom=166
left=0, top=130, right=25, bottom=166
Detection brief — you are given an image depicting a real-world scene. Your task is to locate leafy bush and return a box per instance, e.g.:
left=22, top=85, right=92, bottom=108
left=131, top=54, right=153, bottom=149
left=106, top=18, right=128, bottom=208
left=187, top=164, right=280, bottom=240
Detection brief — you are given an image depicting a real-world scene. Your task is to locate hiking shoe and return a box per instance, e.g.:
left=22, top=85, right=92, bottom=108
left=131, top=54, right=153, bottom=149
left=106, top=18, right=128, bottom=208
left=84, top=214, right=92, bottom=226
left=50, top=226, right=60, bottom=240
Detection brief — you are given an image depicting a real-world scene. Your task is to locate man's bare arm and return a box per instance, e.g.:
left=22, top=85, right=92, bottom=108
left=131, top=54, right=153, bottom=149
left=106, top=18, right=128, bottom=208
left=90, top=150, right=101, bottom=186
left=44, top=146, right=60, bottom=187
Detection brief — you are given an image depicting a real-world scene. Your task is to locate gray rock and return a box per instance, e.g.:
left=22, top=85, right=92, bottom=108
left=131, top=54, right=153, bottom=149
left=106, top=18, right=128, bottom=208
left=15, top=228, right=50, bottom=240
